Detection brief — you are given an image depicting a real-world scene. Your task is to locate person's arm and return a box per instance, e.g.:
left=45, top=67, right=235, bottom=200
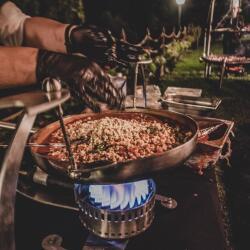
left=36, top=50, right=125, bottom=112
left=0, top=1, right=30, bottom=46
left=23, top=18, right=145, bottom=65
left=0, top=1, right=67, bottom=52
left=23, top=17, right=67, bottom=53
left=0, top=2, right=145, bottom=65
left=0, top=46, right=37, bottom=89
left=0, top=46, right=125, bottom=111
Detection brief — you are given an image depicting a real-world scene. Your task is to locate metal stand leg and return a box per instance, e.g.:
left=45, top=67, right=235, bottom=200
left=205, top=63, right=212, bottom=79
left=220, top=59, right=227, bottom=89
left=0, top=90, right=70, bottom=250
left=0, top=112, right=36, bottom=250
left=205, top=63, right=209, bottom=78
left=139, top=64, right=147, bottom=108
left=208, top=64, right=212, bottom=77
left=133, top=63, right=139, bottom=108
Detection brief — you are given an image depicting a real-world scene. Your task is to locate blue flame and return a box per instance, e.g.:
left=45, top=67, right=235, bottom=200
left=87, top=180, right=153, bottom=210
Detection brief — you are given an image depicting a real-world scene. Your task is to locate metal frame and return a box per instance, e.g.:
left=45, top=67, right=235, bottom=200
left=204, top=0, right=216, bottom=78
left=0, top=90, right=70, bottom=250
left=204, top=0, right=241, bottom=61
left=132, top=59, right=152, bottom=108
left=75, top=179, right=156, bottom=239
left=203, top=0, right=248, bottom=87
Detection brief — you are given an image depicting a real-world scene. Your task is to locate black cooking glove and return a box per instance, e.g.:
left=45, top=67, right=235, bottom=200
left=36, top=50, right=125, bottom=112
left=65, top=24, right=147, bottom=65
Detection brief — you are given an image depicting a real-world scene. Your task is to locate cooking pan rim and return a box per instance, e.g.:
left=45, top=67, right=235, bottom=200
left=29, top=108, right=198, bottom=180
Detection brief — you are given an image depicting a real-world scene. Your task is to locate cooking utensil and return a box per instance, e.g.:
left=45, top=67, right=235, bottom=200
left=29, top=109, right=198, bottom=184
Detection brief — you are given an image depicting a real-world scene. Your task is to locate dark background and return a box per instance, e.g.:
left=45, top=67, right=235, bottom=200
left=12, top=0, right=250, bottom=41
left=12, top=0, right=233, bottom=41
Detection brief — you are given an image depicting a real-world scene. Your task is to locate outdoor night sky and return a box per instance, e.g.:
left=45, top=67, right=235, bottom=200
left=83, top=0, right=226, bottom=40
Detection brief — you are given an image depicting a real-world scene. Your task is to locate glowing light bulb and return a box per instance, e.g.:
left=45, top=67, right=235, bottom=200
left=176, top=0, right=185, bottom=5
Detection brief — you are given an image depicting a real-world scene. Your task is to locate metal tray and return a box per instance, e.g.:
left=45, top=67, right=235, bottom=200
left=161, top=96, right=221, bottom=116
left=194, top=116, right=234, bottom=149
left=163, top=87, right=202, bottom=98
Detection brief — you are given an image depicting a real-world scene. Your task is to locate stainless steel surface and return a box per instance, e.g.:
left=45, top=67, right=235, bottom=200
left=161, top=96, right=221, bottom=116
left=0, top=142, right=70, bottom=149
left=33, top=168, right=49, bottom=186
left=42, top=77, right=62, bottom=92
left=75, top=181, right=156, bottom=239
left=18, top=167, right=180, bottom=213
left=164, top=87, right=202, bottom=98
left=163, top=96, right=221, bottom=108
left=204, top=0, right=216, bottom=78
left=30, top=109, right=198, bottom=184
left=0, top=113, right=36, bottom=250
left=140, top=64, right=147, bottom=108
left=193, top=116, right=234, bottom=149
left=41, top=234, right=66, bottom=250
left=17, top=173, right=179, bottom=213
left=56, top=107, right=77, bottom=170
left=0, top=90, right=70, bottom=115
left=132, top=59, right=152, bottom=108
left=162, top=88, right=219, bottom=116
left=133, top=63, right=139, bottom=108
left=125, top=85, right=161, bottom=109
left=17, top=176, right=77, bottom=211
left=0, top=90, right=70, bottom=250
left=206, top=0, right=216, bottom=57
left=199, top=123, right=224, bottom=138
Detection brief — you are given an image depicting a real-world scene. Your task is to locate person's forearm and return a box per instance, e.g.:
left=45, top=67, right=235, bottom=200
left=23, top=17, right=68, bottom=53
left=0, top=47, right=38, bottom=89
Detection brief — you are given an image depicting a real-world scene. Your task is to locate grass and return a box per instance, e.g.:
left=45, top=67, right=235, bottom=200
left=170, top=43, right=223, bottom=78
left=159, top=44, right=250, bottom=250
left=171, top=49, right=205, bottom=78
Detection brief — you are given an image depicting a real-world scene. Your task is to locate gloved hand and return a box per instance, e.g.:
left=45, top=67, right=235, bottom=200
left=64, top=24, right=147, bottom=65
left=36, top=50, right=126, bottom=112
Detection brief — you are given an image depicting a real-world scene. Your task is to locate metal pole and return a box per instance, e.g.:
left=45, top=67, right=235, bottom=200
left=205, top=0, right=216, bottom=77
left=140, top=64, right=147, bottom=108
left=207, top=0, right=216, bottom=56
left=0, top=112, right=36, bottom=250
left=178, top=5, right=182, bottom=30
left=203, top=28, right=207, bottom=57
left=0, top=90, right=70, bottom=250
left=133, top=63, right=139, bottom=108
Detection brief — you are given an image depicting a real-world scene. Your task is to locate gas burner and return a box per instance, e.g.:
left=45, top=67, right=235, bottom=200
left=74, top=179, right=156, bottom=239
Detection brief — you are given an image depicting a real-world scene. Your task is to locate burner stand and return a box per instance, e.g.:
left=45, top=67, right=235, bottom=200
left=75, top=180, right=156, bottom=240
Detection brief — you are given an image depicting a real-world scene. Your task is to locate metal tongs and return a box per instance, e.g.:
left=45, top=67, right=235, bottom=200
left=41, top=78, right=80, bottom=178
left=198, top=122, right=225, bottom=140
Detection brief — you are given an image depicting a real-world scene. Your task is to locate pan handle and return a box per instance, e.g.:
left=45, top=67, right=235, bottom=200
left=0, top=121, right=38, bottom=134
left=67, top=160, right=115, bottom=180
